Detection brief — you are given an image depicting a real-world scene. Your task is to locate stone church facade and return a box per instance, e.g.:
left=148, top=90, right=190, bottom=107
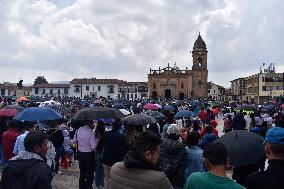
left=148, top=34, right=208, bottom=99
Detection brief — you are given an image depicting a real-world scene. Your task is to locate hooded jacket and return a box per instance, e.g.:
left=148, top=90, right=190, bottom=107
left=109, top=150, right=173, bottom=189
left=158, top=139, right=187, bottom=187
left=0, top=151, right=52, bottom=189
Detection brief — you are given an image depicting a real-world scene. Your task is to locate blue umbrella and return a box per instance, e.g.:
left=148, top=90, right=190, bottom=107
left=163, top=105, right=175, bottom=111
left=14, top=107, right=63, bottom=122
left=174, top=109, right=196, bottom=118
left=112, top=102, right=125, bottom=109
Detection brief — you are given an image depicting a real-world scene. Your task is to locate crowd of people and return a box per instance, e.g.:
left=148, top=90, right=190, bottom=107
left=0, top=96, right=283, bottom=189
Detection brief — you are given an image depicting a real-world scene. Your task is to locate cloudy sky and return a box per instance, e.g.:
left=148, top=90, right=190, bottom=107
left=0, top=0, right=283, bottom=87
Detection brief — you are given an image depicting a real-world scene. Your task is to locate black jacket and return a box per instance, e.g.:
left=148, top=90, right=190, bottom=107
left=158, top=139, right=187, bottom=187
left=245, top=159, right=284, bottom=189
left=103, top=130, right=127, bottom=166
left=232, top=113, right=246, bottom=130
left=0, top=157, right=52, bottom=189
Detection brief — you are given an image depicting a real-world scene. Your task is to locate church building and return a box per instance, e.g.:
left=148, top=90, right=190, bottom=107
left=147, top=33, right=208, bottom=99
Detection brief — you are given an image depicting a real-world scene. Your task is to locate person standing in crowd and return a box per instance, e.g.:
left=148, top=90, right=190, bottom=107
left=95, top=120, right=106, bottom=189
left=109, top=131, right=173, bottom=189
left=2, top=119, right=20, bottom=165
left=223, top=114, right=233, bottom=133
left=199, top=108, right=207, bottom=124
left=48, top=123, right=65, bottom=175
left=162, top=118, right=174, bottom=139
left=103, top=119, right=127, bottom=189
left=13, top=122, right=36, bottom=156
left=185, top=131, right=204, bottom=179
left=199, top=125, right=218, bottom=149
left=255, top=113, right=263, bottom=128
left=0, top=132, right=53, bottom=189
left=245, top=127, right=284, bottom=189
left=185, top=142, right=245, bottom=189
left=232, top=110, right=246, bottom=130
left=73, top=120, right=97, bottom=189
left=158, top=125, right=187, bottom=189
left=200, top=120, right=219, bottom=137
left=243, top=112, right=252, bottom=130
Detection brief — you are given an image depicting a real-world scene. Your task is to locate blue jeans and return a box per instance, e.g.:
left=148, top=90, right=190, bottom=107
left=53, top=146, right=65, bottom=173
left=95, top=152, right=104, bottom=187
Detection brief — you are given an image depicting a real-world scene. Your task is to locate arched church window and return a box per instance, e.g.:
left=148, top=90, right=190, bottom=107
left=198, top=58, right=202, bottom=66
left=153, top=83, right=156, bottom=89
left=181, top=83, right=184, bottom=89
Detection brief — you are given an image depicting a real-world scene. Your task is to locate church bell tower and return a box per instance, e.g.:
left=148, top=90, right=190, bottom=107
left=191, top=33, right=208, bottom=98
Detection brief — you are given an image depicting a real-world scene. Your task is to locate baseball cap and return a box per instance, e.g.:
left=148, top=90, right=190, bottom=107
left=265, top=127, right=284, bottom=145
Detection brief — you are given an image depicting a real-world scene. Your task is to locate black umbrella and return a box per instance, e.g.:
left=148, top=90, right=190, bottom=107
left=72, top=106, right=124, bottom=121
left=216, top=130, right=265, bottom=167
left=122, top=114, right=157, bottom=126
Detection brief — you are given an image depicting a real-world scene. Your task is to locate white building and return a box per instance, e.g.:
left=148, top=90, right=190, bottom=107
left=69, top=78, right=127, bottom=98
left=208, top=82, right=225, bottom=102
left=31, top=84, right=69, bottom=97
left=118, top=82, right=148, bottom=100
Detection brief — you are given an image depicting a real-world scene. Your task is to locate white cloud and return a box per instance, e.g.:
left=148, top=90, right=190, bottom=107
left=0, top=0, right=283, bottom=88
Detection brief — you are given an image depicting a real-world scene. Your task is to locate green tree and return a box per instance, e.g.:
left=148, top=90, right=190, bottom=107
left=34, top=76, right=48, bottom=85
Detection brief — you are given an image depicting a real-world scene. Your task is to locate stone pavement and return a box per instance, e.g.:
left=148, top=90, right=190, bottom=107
left=51, top=162, right=80, bottom=189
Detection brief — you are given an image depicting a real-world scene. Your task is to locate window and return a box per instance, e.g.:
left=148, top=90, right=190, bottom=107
left=50, top=89, right=53, bottom=94
left=86, top=86, right=89, bottom=91
left=42, top=89, right=45, bottom=94
left=131, top=94, right=133, bottom=99
left=135, top=94, right=137, bottom=99
left=109, top=88, right=114, bottom=93
left=98, top=86, right=101, bottom=91
left=75, top=88, right=80, bottom=93
left=57, top=89, right=60, bottom=94
left=153, top=83, right=156, bottom=89
left=1, top=89, right=5, bottom=96
left=181, top=83, right=184, bottom=89
left=198, top=58, right=202, bottom=66
left=262, top=86, right=266, bottom=91
left=127, top=94, right=129, bottom=99
left=35, top=88, right=38, bottom=94
left=64, top=88, right=68, bottom=94
left=262, top=77, right=265, bottom=82
left=135, top=88, right=137, bottom=93
left=118, top=94, right=120, bottom=98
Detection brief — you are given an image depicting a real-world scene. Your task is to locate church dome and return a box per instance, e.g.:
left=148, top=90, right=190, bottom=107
left=193, top=33, right=206, bottom=50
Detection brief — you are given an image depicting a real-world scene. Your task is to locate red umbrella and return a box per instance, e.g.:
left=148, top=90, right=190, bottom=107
left=0, top=109, right=19, bottom=117
left=143, top=103, right=158, bottom=110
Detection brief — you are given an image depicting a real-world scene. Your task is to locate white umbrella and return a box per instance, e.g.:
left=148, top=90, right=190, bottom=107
left=119, top=109, right=131, bottom=116
left=39, top=100, right=61, bottom=107
left=154, top=104, right=162, bottom=109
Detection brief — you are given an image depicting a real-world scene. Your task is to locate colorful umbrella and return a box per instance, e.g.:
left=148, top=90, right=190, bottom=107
left=16, top=96, right=29, bottom=102
left=0, top=109, right=19, bottom=117
left=143, top=103, right=158, bottom=110
left=3, top=105, right=25, bottom=112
